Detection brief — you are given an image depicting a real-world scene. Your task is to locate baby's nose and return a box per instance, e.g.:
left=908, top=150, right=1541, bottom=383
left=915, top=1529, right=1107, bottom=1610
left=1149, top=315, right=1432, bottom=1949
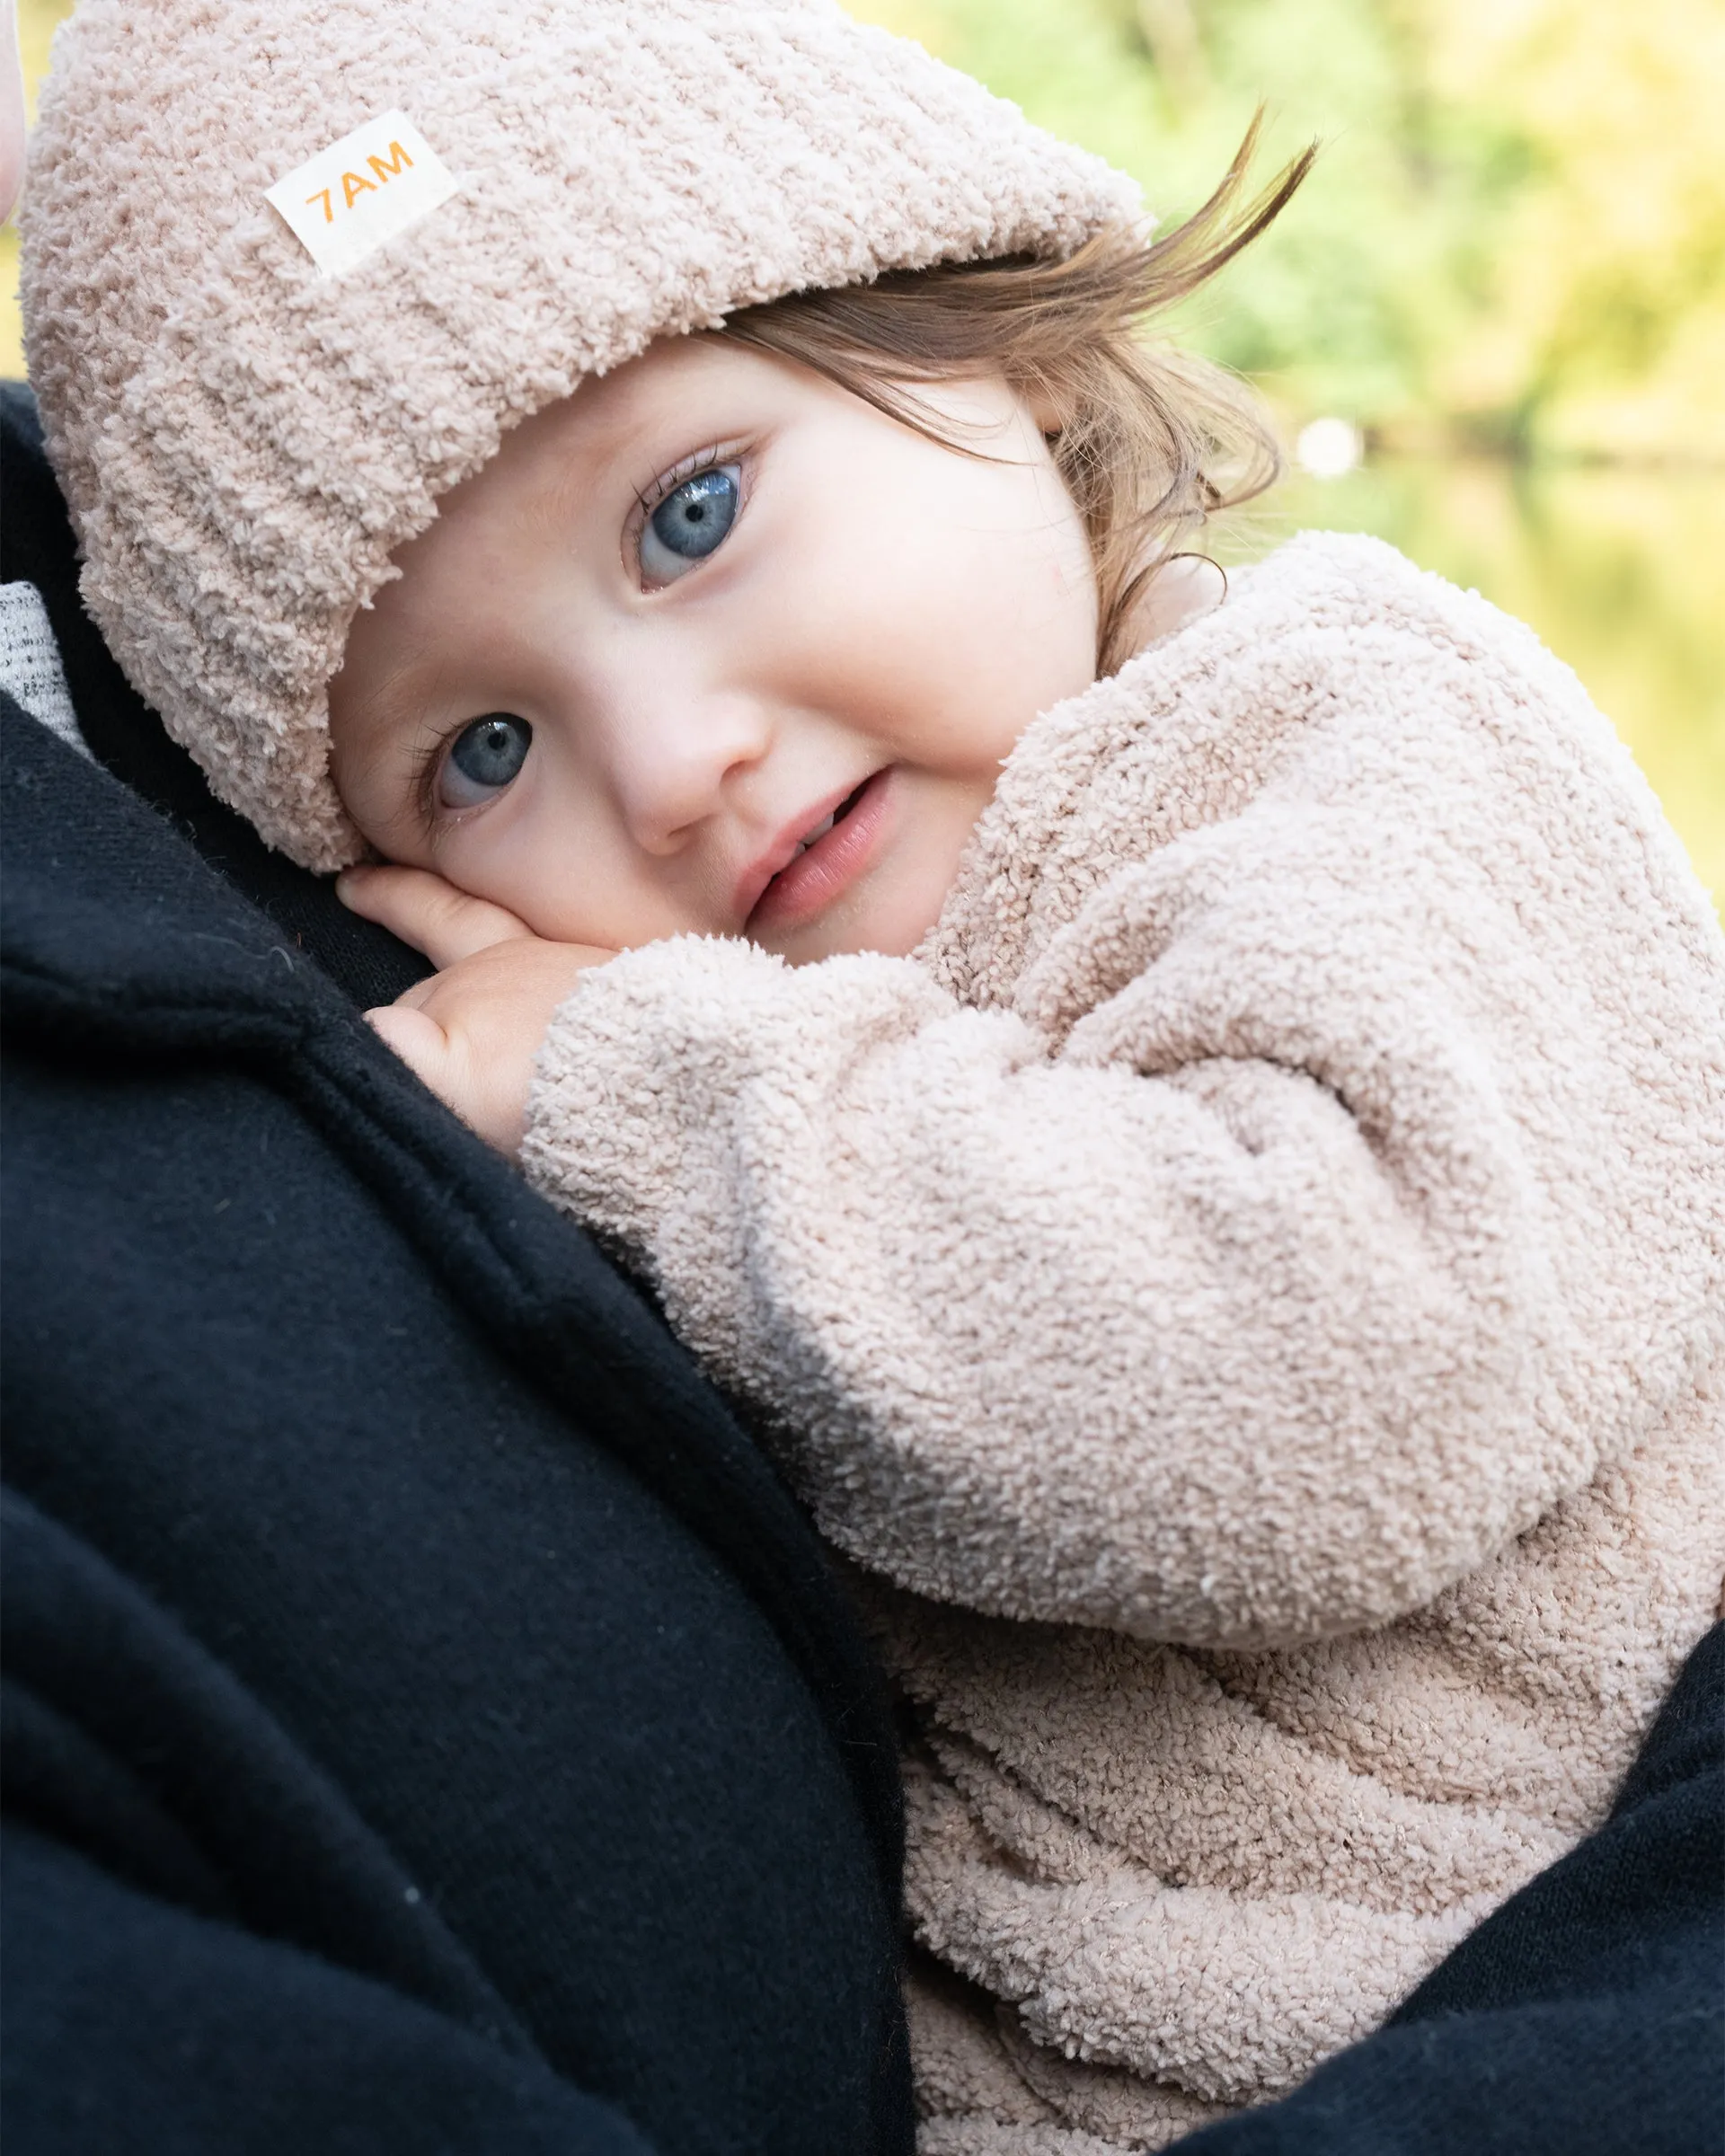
left=611, top=687, right=775, bottom=852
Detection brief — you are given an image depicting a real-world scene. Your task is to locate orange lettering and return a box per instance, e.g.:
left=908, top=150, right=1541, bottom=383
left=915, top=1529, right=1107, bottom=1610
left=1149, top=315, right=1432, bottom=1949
left=367, top=141, right=414, bottom=182
left=304, top=186, right=334, bottom=224
left=341, top=169, right=377, bottom=209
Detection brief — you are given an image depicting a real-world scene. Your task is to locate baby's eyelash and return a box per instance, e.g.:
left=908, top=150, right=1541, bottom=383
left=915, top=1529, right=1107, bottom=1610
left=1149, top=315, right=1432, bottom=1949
left=409, top=721, right=458, bottom=831
left=624, top=437, right=754, bottom=592
left=632, top=441, right=736, bottom=520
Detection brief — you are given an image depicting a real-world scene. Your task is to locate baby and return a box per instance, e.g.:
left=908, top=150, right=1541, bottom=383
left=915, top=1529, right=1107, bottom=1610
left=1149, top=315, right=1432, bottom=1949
left=23, top=2, right=1725, bottom=2149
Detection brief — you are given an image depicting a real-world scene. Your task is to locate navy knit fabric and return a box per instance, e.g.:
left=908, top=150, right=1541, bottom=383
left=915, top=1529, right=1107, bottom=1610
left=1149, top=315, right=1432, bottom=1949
left=0, top=666, right=912, bottom=2151
left=1, top=380, right=432, bottom=1006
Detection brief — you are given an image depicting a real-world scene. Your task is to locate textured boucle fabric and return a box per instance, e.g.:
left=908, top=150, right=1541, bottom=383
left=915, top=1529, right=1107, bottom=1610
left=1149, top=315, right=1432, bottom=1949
left=19, top=0, right=1137, bottom=871
left=520, top=532, right=1725, bottom=2146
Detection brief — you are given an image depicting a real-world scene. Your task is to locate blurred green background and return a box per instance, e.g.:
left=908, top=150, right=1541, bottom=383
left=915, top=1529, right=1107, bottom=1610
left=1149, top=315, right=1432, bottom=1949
left=4, top=0, right=1721, bottom=897
left=846, top=0, right=1724, bottom=903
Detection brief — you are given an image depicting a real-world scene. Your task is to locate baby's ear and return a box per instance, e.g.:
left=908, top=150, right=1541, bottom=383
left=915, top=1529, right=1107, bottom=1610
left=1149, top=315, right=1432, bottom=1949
left=1025, top=382, right=1070, bottom=440
left=1111, top=552, right=1227, bottom=666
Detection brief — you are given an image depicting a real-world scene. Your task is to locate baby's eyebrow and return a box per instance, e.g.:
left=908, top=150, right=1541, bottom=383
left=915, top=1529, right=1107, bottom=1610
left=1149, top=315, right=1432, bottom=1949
left=535, top=413, right=638, bottom=535
left=531, top=365, right=730, bottom=534
left=355, top=665, right=428, bottom=741
left=343, top=648, right=453, bottom=765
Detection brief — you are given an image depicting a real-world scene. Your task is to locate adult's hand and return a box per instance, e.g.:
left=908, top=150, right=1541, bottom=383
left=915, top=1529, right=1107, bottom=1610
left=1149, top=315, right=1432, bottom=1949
left=337, top=864, right=615, bottom=1154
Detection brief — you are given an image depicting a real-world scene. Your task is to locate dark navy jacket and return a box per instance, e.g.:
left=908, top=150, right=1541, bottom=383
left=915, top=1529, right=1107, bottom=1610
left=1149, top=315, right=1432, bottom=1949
left=1, top=384, right=912, bottom=2155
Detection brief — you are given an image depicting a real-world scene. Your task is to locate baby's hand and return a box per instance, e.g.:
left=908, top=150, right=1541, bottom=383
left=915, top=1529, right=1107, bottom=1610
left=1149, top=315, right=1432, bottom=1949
left=337, top=865, right=615, bottom=1155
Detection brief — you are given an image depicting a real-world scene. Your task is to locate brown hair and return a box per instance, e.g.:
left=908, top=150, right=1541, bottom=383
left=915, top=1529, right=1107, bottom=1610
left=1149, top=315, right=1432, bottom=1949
left=722, top=116, right=1314, bottom=675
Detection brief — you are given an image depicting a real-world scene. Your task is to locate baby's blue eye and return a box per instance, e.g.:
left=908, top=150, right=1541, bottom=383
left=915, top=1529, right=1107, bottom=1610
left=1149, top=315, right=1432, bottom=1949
left=440, top=712, right=532, bottom=809
left=639, top=464, right=740, bottom=586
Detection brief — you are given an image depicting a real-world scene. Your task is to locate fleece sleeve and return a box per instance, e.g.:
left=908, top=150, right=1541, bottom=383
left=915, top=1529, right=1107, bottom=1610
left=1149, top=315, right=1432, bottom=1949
left=518, top=788, right=1632, bottom=1651
left=520, top=540, right=1725, bottom=1652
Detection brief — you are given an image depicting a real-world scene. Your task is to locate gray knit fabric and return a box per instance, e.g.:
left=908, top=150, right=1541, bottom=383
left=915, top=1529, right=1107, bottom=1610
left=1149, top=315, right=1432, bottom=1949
left=0, top=581, right=88, bottom=757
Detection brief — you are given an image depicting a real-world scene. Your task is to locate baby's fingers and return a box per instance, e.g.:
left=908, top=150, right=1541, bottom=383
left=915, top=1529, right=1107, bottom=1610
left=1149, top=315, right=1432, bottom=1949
left=338, top=863, right=534, bottom=968
left=365, top=992, right=528, bottom=1152
left=364, top=1003, right=459, bottom=1106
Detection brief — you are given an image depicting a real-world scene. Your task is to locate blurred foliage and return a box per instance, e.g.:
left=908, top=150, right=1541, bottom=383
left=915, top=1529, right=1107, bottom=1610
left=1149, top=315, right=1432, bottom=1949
left=849, top=0, right=1723, bottom=897
left=0, top=0, right=66, bottom=376
left=849, top=0, right=1725, bottom=460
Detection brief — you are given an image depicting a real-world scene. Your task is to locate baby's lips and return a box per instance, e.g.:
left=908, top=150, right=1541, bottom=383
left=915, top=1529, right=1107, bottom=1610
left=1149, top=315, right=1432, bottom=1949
left=732, top=773, right=878, bottom=923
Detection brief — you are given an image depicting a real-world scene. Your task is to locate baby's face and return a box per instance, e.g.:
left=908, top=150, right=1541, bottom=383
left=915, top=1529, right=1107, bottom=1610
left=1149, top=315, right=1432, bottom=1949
left=329, top=332, right=1098, bottom=963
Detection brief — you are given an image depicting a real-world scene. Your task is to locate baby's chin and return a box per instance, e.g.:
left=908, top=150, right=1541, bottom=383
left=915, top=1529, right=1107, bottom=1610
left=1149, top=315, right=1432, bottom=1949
left=746, top=878, right=956, bottom=968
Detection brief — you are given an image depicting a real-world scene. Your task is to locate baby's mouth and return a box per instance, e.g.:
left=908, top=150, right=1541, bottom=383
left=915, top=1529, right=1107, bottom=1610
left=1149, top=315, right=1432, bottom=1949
left=788, top=782, right=867, bottom=861
left=746, top=769, right=894, bottom=934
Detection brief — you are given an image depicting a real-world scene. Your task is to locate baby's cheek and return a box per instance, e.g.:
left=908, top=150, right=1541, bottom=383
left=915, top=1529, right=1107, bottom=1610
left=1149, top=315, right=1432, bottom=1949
left=920, top=675, right=1055, bottom=779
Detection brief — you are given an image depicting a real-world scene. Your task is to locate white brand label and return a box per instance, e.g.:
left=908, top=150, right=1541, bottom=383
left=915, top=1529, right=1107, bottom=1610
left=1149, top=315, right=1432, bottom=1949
left=266, top=110, right=458, bottom=278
